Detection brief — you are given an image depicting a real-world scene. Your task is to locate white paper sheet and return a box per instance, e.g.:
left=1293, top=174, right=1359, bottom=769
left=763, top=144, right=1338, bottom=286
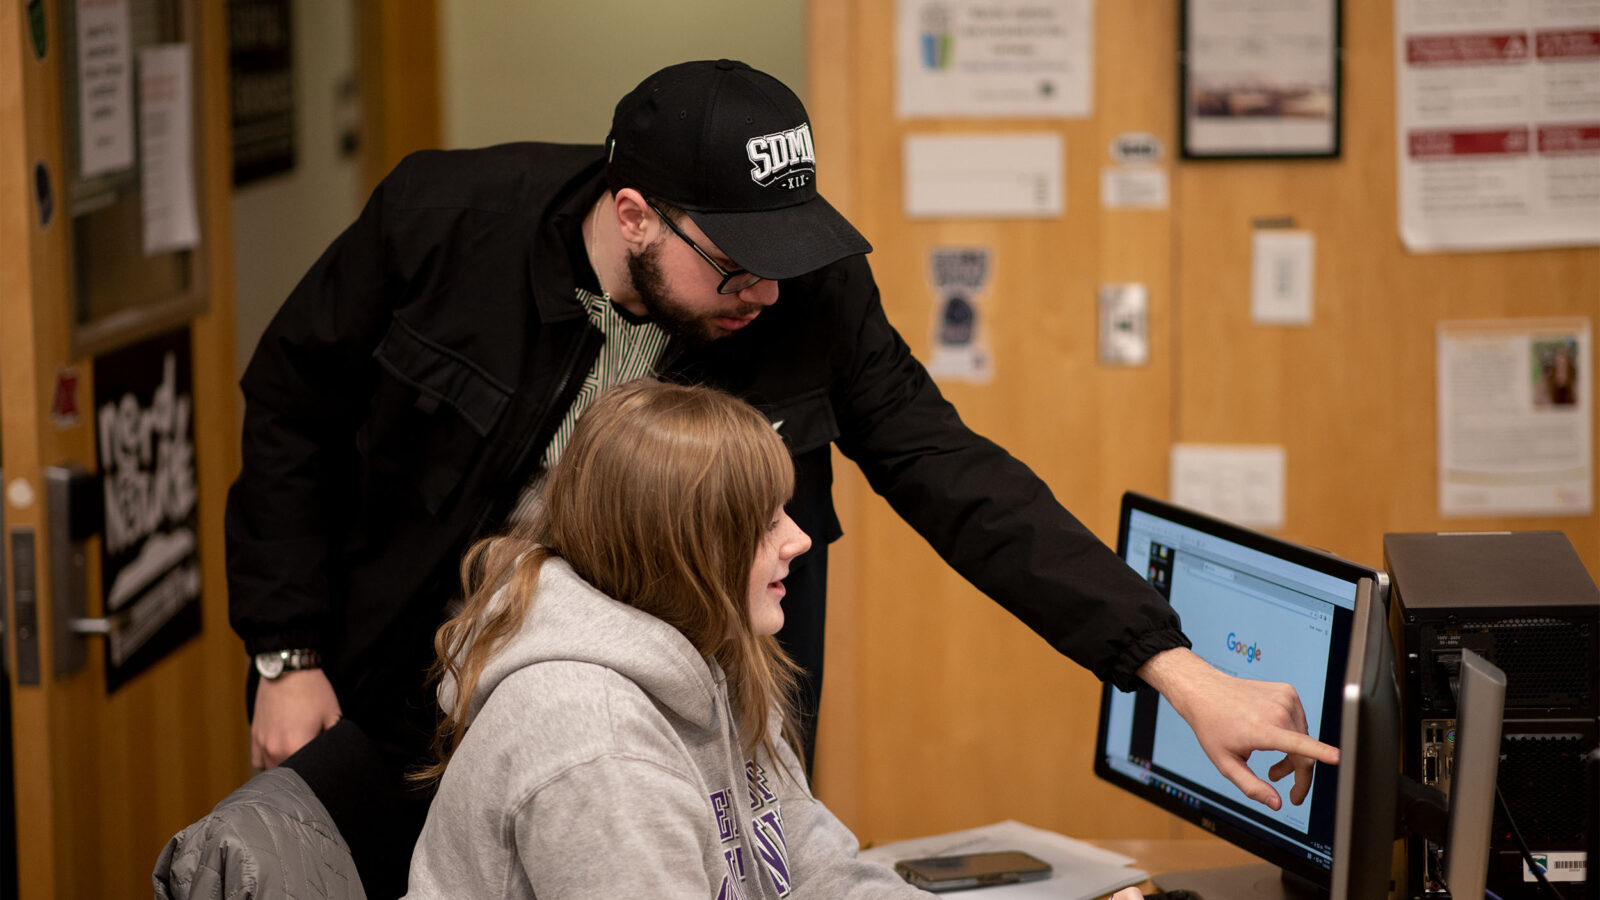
left=905, top=133, right=1064, bottom=218
left=1100, top=167, right=1168, bottom=210
left=139, top=43, right=200, bottom=255
left=76, top=0, right=135, bottom=177
left=860, top=820, right=1147, bottom=899
left=1437, top=318, right=1593, bottom=517
left=897, top=0, right=1093, bottom=119
left=1395, top=0, right=1600, bottom=251
left=1171, top=444, right=1287, bottom=530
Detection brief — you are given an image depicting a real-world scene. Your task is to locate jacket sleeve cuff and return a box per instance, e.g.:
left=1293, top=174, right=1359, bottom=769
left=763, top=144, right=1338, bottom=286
left=1107, top=627, right=1192, bottom=693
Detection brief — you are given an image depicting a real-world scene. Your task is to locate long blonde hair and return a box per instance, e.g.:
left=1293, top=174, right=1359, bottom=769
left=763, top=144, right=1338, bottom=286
left=418, top=379, right=802, bottom=780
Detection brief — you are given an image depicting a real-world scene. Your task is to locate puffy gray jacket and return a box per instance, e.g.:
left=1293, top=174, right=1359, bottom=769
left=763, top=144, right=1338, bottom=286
left=152, top=767, right=365, bottom=899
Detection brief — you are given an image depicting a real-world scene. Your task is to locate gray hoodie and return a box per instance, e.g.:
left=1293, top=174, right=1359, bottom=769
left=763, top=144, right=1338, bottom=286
left=403, top=557, right=930, bottom=899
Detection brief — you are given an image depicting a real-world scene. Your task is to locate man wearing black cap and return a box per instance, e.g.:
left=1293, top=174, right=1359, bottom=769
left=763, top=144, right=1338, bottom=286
left=228, top=59, right=1335, bottom=895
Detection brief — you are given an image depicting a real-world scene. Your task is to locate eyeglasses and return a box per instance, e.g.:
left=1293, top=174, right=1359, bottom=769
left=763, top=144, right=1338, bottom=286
left=649, top=202, right=764, bottom=295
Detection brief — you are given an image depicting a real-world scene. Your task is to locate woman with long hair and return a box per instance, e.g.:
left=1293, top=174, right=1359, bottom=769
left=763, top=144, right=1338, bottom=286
left=402, top=379, right=931, bottom=898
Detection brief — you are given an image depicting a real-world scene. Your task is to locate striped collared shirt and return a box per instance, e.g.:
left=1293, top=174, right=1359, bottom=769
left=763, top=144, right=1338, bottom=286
left=506, top=287, right=669, bottom=525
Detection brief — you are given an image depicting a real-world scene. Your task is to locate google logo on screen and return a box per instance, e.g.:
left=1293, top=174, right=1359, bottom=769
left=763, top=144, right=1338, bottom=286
left=1226, top=632, right=1264, bottom=664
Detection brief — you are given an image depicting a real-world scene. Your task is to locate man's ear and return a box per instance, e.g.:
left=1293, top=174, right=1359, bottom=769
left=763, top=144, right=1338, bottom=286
left=613, top=188, right=654, bottom=248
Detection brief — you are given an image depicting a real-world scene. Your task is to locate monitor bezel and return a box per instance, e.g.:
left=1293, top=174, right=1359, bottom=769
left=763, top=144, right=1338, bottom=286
left=1093, top=491, right=1388, bottom=887
left=1329, top=575, right=1399, bottom=899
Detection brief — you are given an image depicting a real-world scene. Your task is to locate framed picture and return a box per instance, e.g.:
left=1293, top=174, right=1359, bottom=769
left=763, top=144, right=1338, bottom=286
left=1180, top=0, right=1342, bottom=160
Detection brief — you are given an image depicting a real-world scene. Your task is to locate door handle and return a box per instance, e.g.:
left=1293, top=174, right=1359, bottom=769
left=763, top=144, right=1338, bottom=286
left=46, top=465, right=104, bottom=676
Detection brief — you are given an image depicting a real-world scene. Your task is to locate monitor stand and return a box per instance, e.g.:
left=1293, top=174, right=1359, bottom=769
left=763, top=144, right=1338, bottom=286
left=1155, top=863, right=1323, bottom=900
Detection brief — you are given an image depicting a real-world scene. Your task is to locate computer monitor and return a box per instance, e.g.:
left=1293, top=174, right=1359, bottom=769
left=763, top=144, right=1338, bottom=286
left=1441, top=650, right=1506, bottom=898
left=1094, top=492, right=1387, bottom=897
left=1095, top=492, right=1508, bottom=899
left=1329, top=574, right=1400, bottom=899
left=1330, top=579, right=1506, bottom=900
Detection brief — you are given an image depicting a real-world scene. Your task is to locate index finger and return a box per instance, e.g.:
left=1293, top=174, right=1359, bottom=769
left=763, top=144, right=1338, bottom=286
left=1265, top=728, right=1340, bottom=766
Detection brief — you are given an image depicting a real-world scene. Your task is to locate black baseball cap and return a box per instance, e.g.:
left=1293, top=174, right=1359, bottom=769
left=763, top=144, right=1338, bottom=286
left=607, top=59, right=871, bottom=281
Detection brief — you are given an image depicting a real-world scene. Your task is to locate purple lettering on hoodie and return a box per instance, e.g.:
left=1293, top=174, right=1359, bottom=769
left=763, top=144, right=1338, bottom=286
left=753, top=808, right=792, bottom=896
left=717, top=847, right=748, bottom=900
left=710, top=789, right=736, bottom=842
left=746, top=761, right=776, bottom=809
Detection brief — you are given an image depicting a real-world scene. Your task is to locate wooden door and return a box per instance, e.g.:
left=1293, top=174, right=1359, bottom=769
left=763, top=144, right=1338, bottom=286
left=0, top=1, right=249, bottom=897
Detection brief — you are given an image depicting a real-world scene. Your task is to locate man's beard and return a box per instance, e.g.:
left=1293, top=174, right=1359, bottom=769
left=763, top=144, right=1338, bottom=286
left=626, top=242, right=761, bottom=346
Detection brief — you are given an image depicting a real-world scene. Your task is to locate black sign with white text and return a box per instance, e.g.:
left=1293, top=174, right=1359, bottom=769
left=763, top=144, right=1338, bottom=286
left=93, top=329, right=202, bottom=692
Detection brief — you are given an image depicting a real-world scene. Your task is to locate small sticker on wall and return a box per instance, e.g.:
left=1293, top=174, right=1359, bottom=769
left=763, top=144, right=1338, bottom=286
left=926, top=247, right=993, bottom=383
left=1110, top=132, right=1164, bottom=164
left=33, top=160, right=53, bottom=227
left=52, top=367, right=81, bottom=428
left=1101, top=167, right=1168, bottom=210
left=6, top=478, right=36, bottom=510
left=1103, top=132, right=1167, bottom=209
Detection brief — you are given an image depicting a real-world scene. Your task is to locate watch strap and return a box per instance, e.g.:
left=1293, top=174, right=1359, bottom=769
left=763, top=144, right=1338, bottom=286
left=255, top=648, right=322, bottom=679
left=277, top=648, right=321, bottom=671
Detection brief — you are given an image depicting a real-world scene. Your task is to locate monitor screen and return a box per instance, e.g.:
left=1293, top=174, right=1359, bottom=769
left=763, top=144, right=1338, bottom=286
left=1094, top=492, right=1386, bottom=885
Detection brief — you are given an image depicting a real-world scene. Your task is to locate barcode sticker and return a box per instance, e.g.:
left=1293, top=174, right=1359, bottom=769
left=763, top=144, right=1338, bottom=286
left=1524, top=851, right=1586, bottom=882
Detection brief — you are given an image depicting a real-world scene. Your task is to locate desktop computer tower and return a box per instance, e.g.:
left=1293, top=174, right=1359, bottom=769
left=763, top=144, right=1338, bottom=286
left=1386, top=531, right=1598, bottom=900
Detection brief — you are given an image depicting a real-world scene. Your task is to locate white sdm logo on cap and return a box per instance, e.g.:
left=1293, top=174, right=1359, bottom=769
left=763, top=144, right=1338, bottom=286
left=747, top=123, right=816, bottom=190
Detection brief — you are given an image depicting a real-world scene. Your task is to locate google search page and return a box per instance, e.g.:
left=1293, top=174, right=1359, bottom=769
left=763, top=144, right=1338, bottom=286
left=1152, top=552, right=1335, bottom=833
left=1108, top=508, right=1360, bottom=866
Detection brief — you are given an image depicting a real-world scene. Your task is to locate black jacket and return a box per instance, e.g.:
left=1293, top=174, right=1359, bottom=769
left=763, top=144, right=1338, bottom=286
left=226, top=142, right=1188, bottom=753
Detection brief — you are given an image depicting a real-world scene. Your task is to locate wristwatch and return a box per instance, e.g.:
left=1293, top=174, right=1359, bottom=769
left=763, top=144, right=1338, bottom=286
left=254, top=648, right=322, bottom=681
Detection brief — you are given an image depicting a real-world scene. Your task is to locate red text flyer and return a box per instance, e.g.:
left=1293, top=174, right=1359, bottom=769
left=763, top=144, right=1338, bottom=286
left=1397, top=0, right=1600, bottom=251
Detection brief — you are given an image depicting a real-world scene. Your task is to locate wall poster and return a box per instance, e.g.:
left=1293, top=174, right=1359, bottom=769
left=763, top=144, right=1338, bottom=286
left=1437, top=318, right=1592, bottom=518
left=896, top=0, right=1093, bottom=119
left=94, top=328, right=201, bottom=691
left=1396, top=0, right=1600, bottom=251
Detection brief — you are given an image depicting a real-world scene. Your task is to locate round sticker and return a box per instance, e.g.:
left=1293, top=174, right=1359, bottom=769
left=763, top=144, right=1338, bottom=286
left=7, top=478, right=36, bottom=511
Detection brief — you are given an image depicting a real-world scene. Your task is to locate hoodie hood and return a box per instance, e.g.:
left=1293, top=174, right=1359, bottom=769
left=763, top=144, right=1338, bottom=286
left=439, top=556, right=719, bottom=731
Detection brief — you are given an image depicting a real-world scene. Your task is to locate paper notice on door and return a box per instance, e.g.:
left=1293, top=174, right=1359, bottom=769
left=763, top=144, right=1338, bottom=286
left=139, top=43, right=200, bottom=255
left=76, top=0, right=136, bottom=178
left=1438, top=318, right=1592, bottom=516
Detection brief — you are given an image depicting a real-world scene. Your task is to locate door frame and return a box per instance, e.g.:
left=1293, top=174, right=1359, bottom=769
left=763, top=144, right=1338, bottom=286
left=0, top=0, right=246, bottom=895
